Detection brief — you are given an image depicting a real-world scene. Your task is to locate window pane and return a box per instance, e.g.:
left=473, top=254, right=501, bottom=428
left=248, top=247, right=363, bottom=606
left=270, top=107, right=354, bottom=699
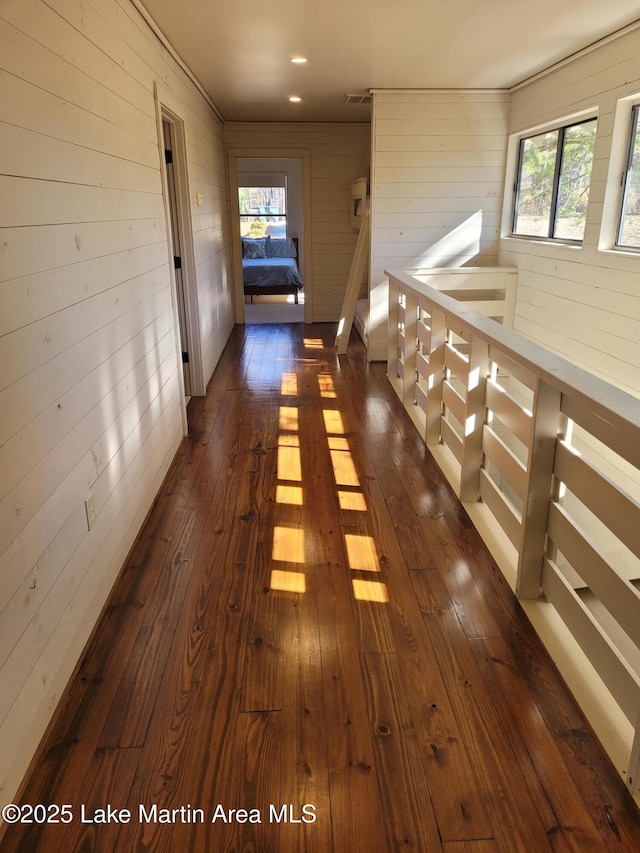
left=618, top=108, right=640, bottom=249
left=554, top=119, right=597, bottom=240
left=238, top=186, right=286, bottom=216
left=238, top=185, right=287, bottom=237
left=239, top=216, right=287, bottom=237
left=514, top=131, right=558, bottom=237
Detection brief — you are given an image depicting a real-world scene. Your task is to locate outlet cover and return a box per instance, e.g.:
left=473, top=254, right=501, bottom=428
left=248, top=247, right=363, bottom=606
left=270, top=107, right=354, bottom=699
left=85, top=492, right=96, bottom=531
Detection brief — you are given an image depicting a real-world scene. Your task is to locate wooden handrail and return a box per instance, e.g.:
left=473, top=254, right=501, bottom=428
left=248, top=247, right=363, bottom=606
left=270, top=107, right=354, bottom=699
left=387, top=270, right=640, bottom=451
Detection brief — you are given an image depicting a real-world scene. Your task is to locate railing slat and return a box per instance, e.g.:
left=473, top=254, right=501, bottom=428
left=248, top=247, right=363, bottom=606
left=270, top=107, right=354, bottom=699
left=547, top=502, right=640, bottom=647
left=489, top=347, right=537, bottom=391
left=460, top=335, right=489, bottom=502
left=542, top=557, right=640, bottom=725
left=631, top=714, right=640, bottom=795
left=561, top=395, right=640, bottom=470
left=441, top=417, right=463, bottom=464
left=517, top=379, right=562, bottom=600
left=482, top=425, right=528, bottom=503
left=417, top=318, right=431, bottom=350
left=444, top=342, right=469, bottom=383
left=554, top=442, right=640, bottom=560
left=442, top=380, right=466, bottom=428
left=479, top=470, right=522, bottom=548
left=486, top=379, right=533, bottom=448
left=416, top=350, right=429, bottom=381
left=425, top=307, right=446, bottom=447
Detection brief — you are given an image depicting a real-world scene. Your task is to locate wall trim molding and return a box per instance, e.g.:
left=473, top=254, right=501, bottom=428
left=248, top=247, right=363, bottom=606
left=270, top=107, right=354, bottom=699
left=511, top=19, right=640, bottom=93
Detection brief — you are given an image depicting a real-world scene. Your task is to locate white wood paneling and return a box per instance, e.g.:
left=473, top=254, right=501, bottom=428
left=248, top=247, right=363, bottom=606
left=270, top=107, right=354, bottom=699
left=370, top=91, right=509, bottom=360
left=0, top=0, right=233, bottom=806
left=500, top=26, right=640, bottom=405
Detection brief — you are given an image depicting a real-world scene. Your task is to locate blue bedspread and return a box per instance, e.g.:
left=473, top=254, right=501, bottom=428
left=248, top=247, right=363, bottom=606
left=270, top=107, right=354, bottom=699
left=242, top=257, right=303, bottom=290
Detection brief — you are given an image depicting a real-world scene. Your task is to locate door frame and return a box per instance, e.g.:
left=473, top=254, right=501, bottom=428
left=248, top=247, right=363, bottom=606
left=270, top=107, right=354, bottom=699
left=227, top=148, right=313, bottom=324
left=153, top=82, right=205, bottom=434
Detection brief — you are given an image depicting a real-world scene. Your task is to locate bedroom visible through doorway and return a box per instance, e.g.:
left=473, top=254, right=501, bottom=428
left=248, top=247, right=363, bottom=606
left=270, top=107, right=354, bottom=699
left=237, top=157, right=306, bottom=324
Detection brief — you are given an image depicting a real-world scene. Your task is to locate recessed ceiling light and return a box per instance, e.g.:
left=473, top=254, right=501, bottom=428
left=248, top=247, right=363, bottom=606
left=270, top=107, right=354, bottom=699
left=289, top=96, right=302, bottom=103
left=290, top=56, right=308, bottom=64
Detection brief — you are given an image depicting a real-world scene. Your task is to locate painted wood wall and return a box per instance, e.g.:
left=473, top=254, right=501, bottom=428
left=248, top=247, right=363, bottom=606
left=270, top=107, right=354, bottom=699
left=224, top=122, right=371, bottom=322
left=0, top=0, right=233, bottom=804
left=369, top=91, right=510, bottom=360
left=498, top=26, right=640, bottom=400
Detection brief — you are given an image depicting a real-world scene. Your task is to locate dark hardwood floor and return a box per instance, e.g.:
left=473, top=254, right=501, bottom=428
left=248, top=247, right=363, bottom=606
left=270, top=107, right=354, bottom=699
left=3, top=323, right=640, bottom=852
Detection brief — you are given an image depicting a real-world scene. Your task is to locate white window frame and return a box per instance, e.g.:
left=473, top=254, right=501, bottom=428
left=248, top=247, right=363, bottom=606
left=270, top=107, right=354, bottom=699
left=598, top=93, right=640, bottom=255
left=616, top=103, right=640, bottom=250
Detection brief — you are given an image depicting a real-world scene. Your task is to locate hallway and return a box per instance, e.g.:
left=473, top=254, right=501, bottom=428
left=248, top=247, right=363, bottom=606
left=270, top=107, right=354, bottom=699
left=3, top=323, right=640, bottom=852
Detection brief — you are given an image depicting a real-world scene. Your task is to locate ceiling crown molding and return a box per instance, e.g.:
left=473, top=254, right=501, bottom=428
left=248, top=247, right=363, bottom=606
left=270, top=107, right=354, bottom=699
left=511, top=18, right=640, bottom=93
left=131, top=0, right=225, bottom=122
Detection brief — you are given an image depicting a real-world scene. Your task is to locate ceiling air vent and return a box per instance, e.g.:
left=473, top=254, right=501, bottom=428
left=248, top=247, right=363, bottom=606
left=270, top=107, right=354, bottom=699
left=343, top=93, right=372, bottom=105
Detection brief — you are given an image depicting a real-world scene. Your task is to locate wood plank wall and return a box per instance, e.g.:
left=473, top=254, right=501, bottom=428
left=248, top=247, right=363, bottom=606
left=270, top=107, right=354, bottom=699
left=499, top=26, right=640, bottom=400
left=224, top=122, right=371, bottom=322
left=0, top=0, right=233, bottom=805
left=369, top=91, right=510, bottom=360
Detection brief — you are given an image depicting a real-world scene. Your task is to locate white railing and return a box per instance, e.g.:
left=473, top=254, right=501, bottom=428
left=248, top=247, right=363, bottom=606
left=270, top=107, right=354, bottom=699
left=386, top=268, right=640, bottom=796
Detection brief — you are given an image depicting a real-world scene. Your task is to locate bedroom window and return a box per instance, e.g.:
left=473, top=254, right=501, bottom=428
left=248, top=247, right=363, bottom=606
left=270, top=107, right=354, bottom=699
left=238, top=185, right=287, bottom=239
left=617, top=104, right=640, bottom=249
left=512, top=117, right=597, bottom=243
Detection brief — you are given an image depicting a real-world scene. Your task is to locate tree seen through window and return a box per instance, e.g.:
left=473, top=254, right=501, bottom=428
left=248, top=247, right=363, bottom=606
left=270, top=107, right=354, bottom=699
left=238, top=186, right=287, bottom=238
left=513, top=118, right=597, bottom=242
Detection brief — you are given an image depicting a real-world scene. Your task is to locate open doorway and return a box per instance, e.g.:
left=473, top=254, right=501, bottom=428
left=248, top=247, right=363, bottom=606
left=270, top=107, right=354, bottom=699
left=238, top=162, right=304, bottom=323
left=228, top=150, right=312, bottom=325
left=238, top=158, right=305, bottom=324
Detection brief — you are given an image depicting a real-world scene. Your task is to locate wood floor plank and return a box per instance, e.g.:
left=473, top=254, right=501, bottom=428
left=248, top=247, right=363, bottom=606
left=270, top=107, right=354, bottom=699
left=278, top=565, right=333, bottom=853
left=469, top=636, right=610, bottom=852
left=240, top=417, right=290, bottom=713
left=297, top=399, right=388, bottom=852
left=98, top=505, right=205, bottom=748
left=114, top=422, right=267, bottom=851
left=60, top=748, right=142, bottom=853
left=212, top=710, right=282, bottom=853
left=343, top=526, right=396, bottom=654
left=360, top=651, right=441, bottom=851
left=348, top=449, right=495, bottom=843
left=442, top=841, right=499, bottom=853
left=410, top=569, right=557, bottom=853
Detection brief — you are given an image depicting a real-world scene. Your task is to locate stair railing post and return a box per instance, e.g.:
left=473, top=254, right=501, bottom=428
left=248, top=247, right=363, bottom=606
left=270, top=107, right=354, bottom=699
left=629, top=705, right=640, bottom=796
left=403, top=291, right=418, bottom=411
left=459, top=333, right=489, bottom=502
left=425, top=304, right=446, bottom=448
left=387, top=276, right=400, bottom=383
left=516, top=378, right=562, bottom=599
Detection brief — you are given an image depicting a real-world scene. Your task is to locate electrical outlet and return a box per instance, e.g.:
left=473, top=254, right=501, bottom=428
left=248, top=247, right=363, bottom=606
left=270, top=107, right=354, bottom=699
left=328, top=286, right=334, bottom=295
left=85, top=492, right=96, bottom=531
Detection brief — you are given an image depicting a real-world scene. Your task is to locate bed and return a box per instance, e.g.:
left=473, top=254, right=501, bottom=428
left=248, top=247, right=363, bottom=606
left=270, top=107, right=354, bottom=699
left=242, top=235, right=303, bottom=303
